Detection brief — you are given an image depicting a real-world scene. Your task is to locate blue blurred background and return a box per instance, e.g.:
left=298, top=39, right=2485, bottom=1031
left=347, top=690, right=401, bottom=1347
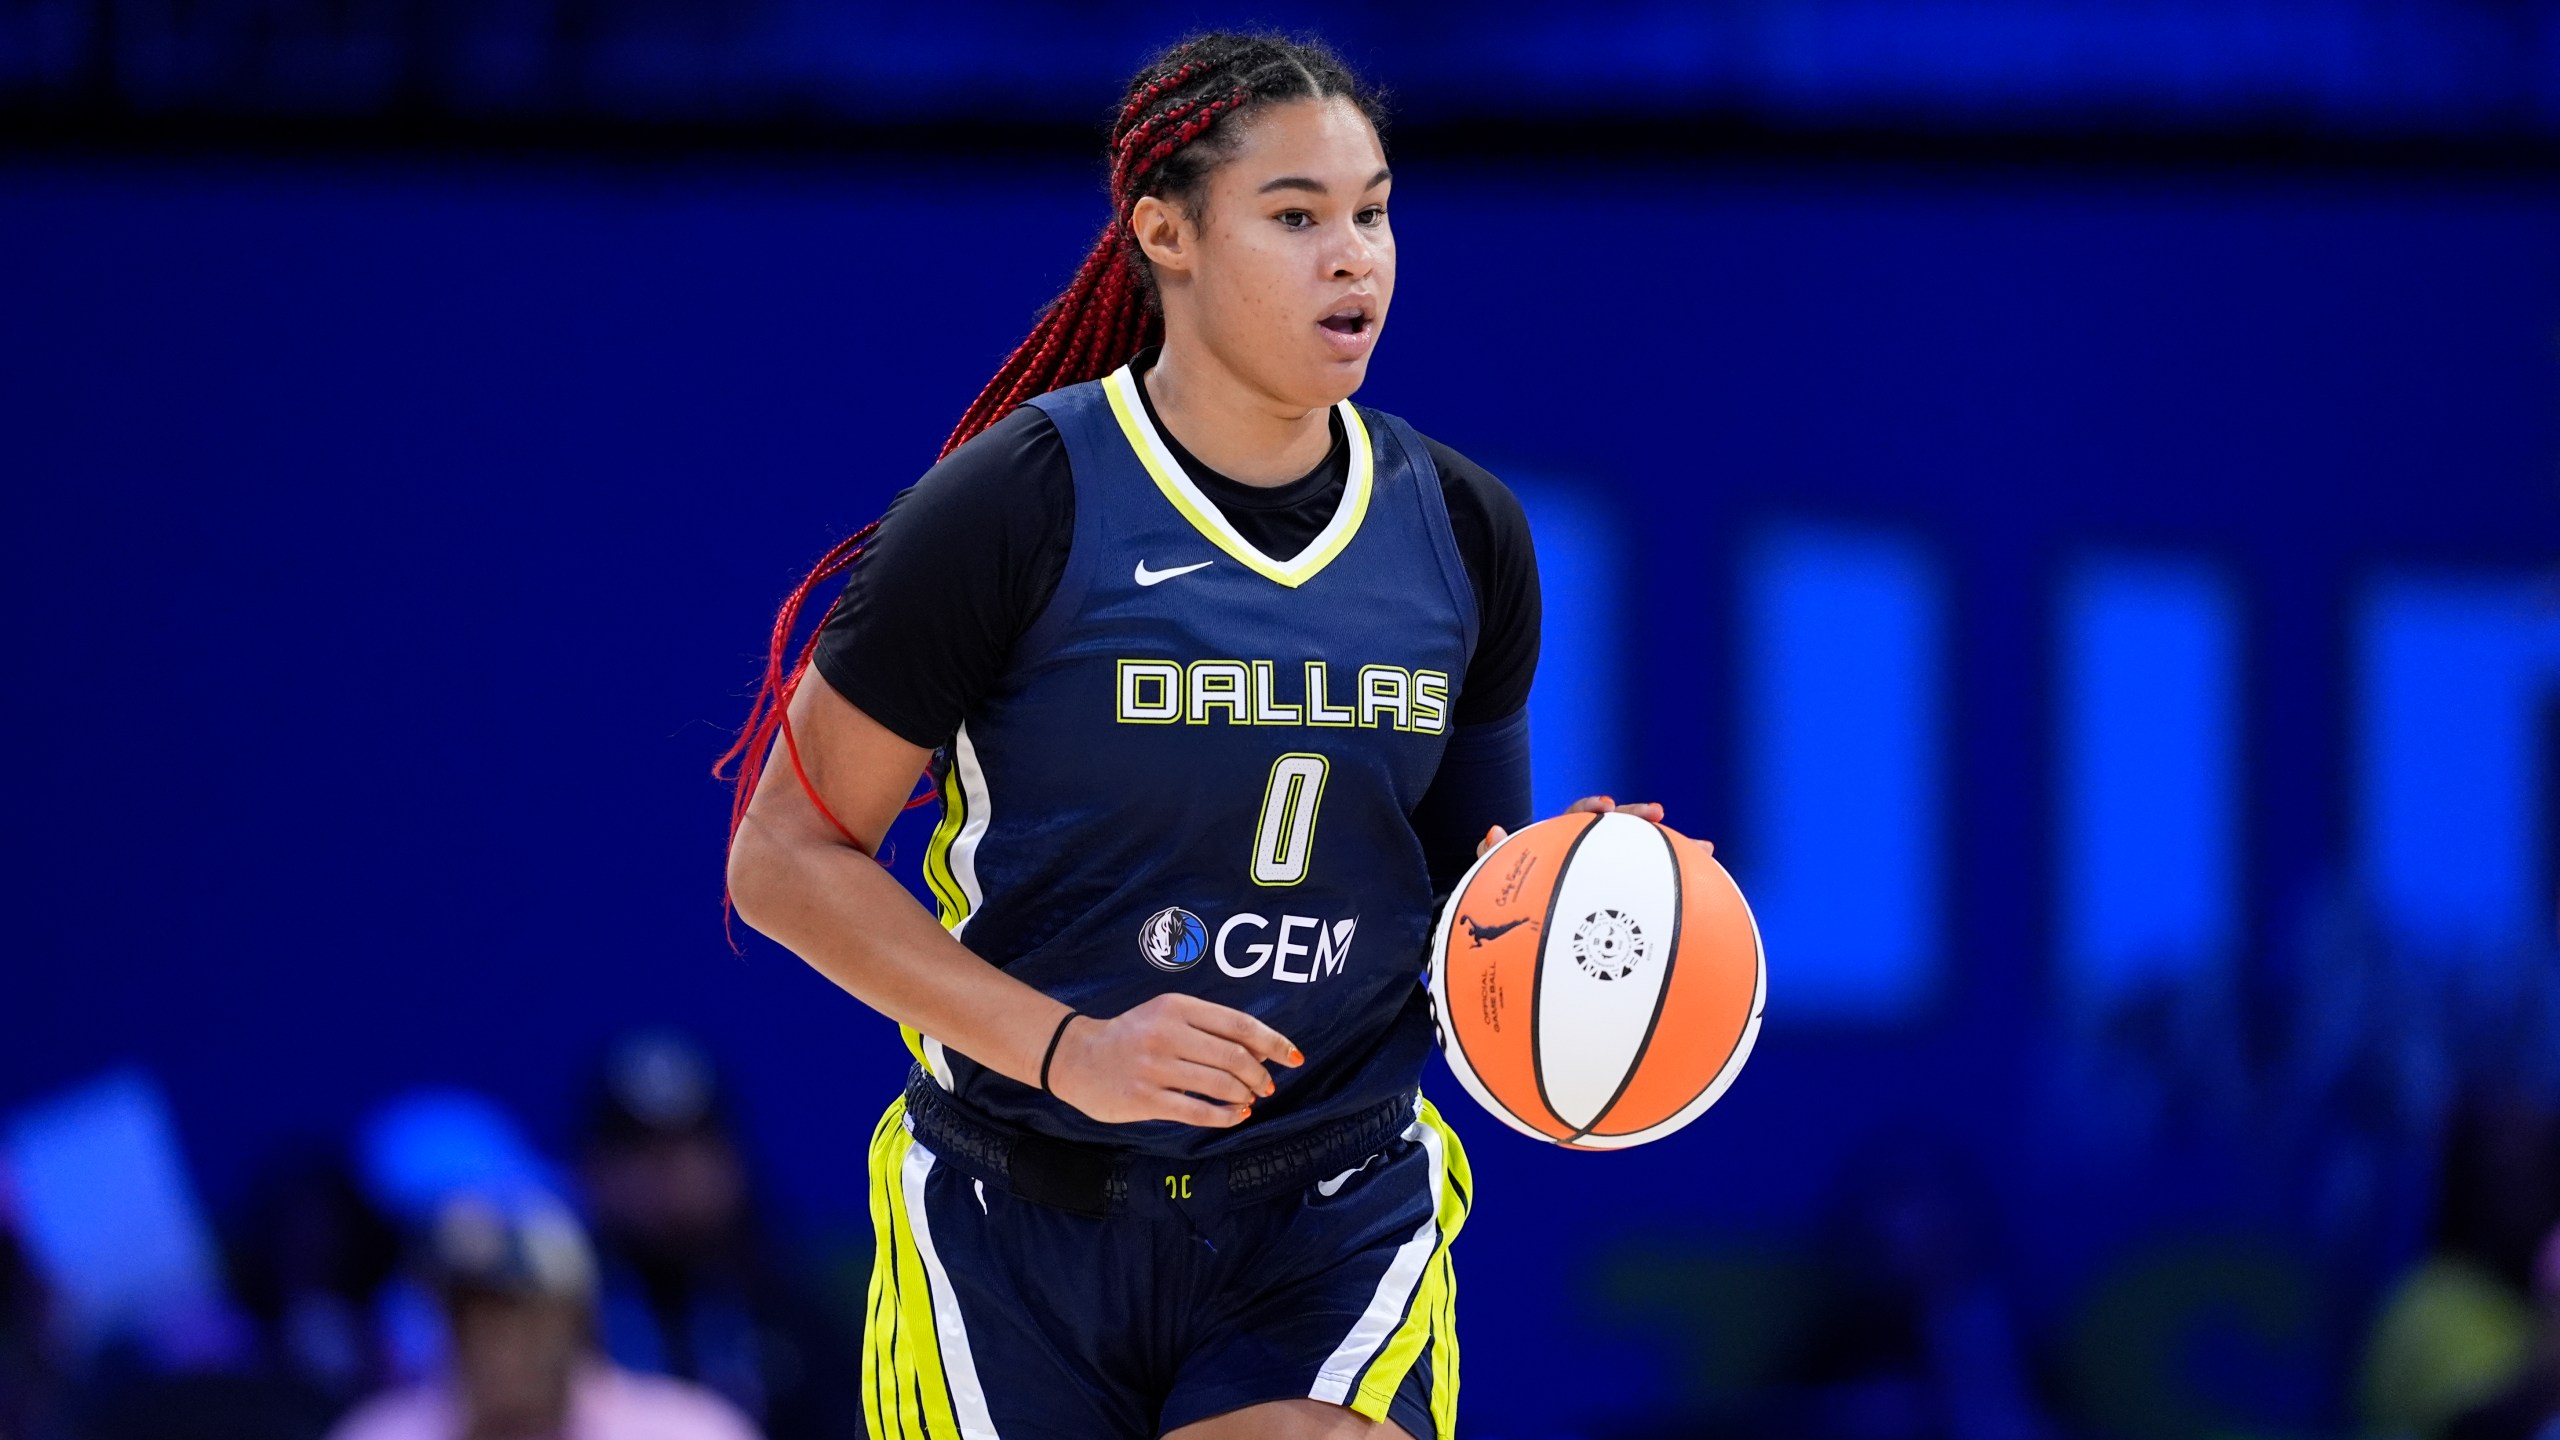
left=5, top=3, right=2560, bottom=1438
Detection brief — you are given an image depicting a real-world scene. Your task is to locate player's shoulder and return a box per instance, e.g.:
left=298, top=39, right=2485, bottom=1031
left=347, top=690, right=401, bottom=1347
left=865, top=403, right=1076, bottom=564
left=913, top=402, right=1072, bottom=503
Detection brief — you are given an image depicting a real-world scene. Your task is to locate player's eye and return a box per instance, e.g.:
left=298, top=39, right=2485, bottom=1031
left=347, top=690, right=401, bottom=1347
left=1356, top=205, right=1387, bottom=226
left=1276, top=209, right=1315, bottom=229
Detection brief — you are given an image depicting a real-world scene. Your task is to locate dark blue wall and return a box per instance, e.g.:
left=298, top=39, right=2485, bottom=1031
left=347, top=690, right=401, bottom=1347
left=17, top=1, right=2560, bottom=139
left=5, top=152, right=2556, bottom=1434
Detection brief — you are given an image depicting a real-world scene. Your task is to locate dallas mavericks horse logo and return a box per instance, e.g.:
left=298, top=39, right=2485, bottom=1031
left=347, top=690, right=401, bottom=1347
left=1138, top=906, right=1209, bottom=972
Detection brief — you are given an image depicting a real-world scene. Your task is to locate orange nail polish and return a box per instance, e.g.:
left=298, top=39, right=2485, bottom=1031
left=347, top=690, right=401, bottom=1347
left=1287, top=1047, right=1305, bottom=1066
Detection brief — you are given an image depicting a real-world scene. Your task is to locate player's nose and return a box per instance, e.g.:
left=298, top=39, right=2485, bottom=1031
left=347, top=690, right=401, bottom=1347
left=1325, top=231, right=1381, bottom=280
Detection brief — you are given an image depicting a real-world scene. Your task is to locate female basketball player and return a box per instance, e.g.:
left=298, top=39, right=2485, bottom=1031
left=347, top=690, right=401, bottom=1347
left=722, top=32, right=1660, bottom=1440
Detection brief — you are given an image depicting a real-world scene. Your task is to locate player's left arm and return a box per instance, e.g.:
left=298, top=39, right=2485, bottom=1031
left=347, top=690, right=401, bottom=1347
left=1479, top=795, right=1683, bottom=858
left=1414, top=434, right=1697, bottom=863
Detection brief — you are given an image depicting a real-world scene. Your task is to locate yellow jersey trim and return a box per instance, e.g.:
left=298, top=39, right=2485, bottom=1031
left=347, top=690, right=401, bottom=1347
left=920, top=758, right=968, bottom=930
left=1349, top=1097, right=1471, bottom=1438
left=1100, top=365, right=1373, bottom=590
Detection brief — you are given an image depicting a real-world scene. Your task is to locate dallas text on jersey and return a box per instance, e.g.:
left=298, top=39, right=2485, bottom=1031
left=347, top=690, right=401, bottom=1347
left=1115, top=658, right=1453, bottom=732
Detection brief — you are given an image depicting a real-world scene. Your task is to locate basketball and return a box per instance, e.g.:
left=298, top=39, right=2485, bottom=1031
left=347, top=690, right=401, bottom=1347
left=1428, top=811, right=1766, bottom=1149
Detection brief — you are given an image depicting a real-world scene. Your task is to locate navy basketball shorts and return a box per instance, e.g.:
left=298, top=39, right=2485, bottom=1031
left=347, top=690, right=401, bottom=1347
left=859, top=1092, right=1473, bottom=1440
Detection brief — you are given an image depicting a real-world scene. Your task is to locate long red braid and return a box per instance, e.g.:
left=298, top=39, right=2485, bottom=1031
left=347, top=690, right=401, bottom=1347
left=714, top=33, right=1383, bottom=916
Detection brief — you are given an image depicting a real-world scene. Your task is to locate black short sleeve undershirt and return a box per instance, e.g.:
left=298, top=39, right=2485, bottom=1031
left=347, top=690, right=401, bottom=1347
left=811, top=384, right=1541, bottom=753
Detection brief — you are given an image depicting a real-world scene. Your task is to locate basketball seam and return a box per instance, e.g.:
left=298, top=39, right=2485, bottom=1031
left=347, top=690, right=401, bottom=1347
left=1571, top=820, right=1684, bottom=1143
left=1528, top=812, right=1604, bottom=1138
left=1437, top=841, right=1569, bottom=1143
left=1432, top=846, right=1510, bottom=1134
left=1579, top=866, right=1767, bottom=1148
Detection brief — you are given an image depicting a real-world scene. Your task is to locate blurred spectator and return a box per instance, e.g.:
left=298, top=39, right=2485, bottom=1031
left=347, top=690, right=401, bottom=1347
left=579, top=1030, right=858, bottom=1439
left=0, top=1202, right=66, bottom=1440
left=1772, top=1133, right=2058, bottom=1440
left=328, top=1191, right=757, bottom=1440
left=23, top=1075, right=333, bottom=1440
left=2447, top=1227, right=2560, bottom=1440
left=78, top=1148, right=397, bottom=1440
left=230, top=1147, right=403, bottom=1402
left=2362, top=1093, right=2560, bottom=1440
left=356, top=1088, right=583, bottom=1385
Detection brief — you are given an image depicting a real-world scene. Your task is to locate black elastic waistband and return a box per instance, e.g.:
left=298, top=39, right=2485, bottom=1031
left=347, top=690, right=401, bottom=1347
left=899, top=1065, right=1419, bottom=1220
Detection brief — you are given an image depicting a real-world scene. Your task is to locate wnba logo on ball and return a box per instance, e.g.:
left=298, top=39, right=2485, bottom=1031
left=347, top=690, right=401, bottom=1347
left=1570, top=908, right=1647, bottom=981
left=1137, top=906, right=1209, bottom=972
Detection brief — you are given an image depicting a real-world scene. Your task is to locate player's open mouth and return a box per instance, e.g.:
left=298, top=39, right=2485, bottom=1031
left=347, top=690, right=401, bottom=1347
left=1317, top=301, right=1377, bottom=356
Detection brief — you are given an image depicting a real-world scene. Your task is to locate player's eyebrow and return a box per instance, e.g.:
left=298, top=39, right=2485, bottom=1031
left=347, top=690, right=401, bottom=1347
left=1257, top=167, right=1394, bottom=196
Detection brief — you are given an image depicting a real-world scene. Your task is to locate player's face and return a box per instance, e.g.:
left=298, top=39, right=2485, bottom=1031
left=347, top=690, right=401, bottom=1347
left=1185, top=97, right=1393, bottom=409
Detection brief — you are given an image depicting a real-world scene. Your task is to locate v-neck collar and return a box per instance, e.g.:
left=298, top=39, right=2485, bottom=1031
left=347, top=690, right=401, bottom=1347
left=1099, top=363, right=1374, bottom=590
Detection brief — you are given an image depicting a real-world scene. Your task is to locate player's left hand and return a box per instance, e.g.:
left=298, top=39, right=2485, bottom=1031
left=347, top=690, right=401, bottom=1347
left=1478, top=795, right=1706, bottom=859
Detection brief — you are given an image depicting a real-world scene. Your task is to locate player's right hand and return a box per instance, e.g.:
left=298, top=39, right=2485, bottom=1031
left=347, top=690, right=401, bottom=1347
left=1047, top=994, right=1303, bottom=1127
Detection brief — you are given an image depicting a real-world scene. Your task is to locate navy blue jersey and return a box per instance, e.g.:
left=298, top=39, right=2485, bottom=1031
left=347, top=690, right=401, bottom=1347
left=904, top=363, right=1477, bottom=1157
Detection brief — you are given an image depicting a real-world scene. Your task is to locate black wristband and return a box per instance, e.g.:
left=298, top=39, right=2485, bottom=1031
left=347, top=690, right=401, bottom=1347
left=1038, top=1010, right=1081, bottom=1097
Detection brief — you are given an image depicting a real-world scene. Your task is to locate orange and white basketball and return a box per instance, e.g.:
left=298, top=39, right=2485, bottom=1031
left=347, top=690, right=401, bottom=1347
left=1427, top=811, right=1765, bottom=1149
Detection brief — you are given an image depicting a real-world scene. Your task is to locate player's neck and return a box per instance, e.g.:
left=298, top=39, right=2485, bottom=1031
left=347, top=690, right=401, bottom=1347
left=1139, top=341, right=1333, bottom=489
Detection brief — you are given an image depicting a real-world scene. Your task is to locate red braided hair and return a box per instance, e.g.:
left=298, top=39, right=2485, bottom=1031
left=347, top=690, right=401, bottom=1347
left=715, top=33, right=1385, bottom=922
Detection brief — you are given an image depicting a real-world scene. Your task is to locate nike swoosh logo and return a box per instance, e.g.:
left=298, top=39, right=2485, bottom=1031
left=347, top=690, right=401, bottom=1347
left=1316, top=1151, right=1386, bottom=1197
left=1134, top=559, right=1215, bottom=587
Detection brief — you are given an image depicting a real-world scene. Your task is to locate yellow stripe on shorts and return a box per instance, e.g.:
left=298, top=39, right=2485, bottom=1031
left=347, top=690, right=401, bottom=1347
left=1429, top=1246, right=1461, bottom=1440
left=1348, top=1097, right=1473, bottom=1439
left=862, top=1097, right=965, bottom=1439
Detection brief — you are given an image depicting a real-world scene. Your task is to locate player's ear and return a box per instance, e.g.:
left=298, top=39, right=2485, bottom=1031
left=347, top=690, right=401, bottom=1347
left=1129, top=195, right=1194, bottom=278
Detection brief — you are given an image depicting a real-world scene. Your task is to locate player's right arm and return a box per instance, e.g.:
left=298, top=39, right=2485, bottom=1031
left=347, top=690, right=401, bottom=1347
left=725, top=675, right=1298, bottom=1127
left=727, top=412, right=1297, bottom=1127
